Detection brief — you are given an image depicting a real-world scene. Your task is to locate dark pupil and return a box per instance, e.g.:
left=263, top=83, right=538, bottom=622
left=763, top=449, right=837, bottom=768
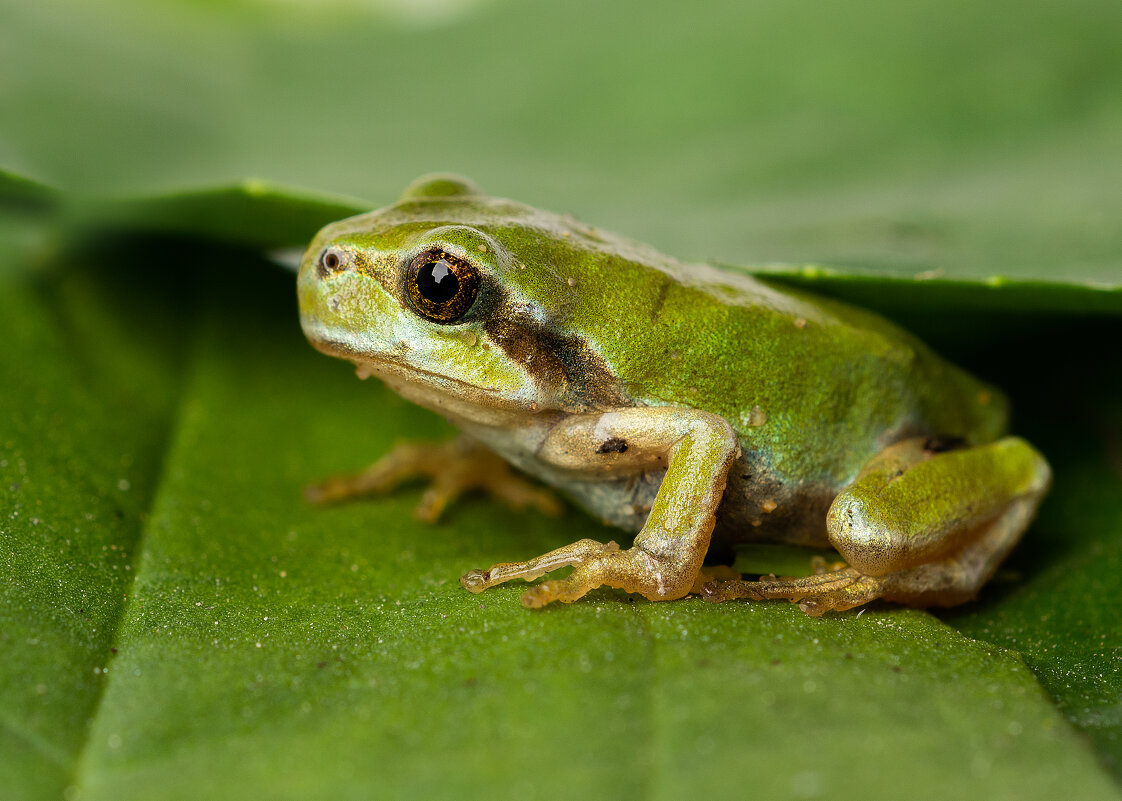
left=417, top=259, right=460, bottom=303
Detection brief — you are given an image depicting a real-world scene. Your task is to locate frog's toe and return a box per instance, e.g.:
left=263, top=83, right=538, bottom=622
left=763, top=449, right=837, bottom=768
left=460, top=568, right=492, bottom=593
left=701, top=567, right=886, bottom=616
left=520, top=545, right=705, bottom=608
left=413, top=478, right=464, bottom=523
left=307, top=436, right=561, bottom=522
left=520, top=580, right=575, bottom=608
left=428, top=440, right=562, bottom=520
left=303, top=475, right=375, bottom=505
left=460, top=539, right=622, bottom=599
left=517, top=565, right=619, bottom=608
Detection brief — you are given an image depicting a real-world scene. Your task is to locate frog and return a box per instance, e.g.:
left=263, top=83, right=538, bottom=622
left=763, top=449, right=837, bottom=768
left=296, top=174, right=1051, bottom=616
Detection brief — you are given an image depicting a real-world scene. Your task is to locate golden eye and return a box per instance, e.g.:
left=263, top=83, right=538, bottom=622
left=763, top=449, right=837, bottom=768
left=406, top=249, right=481, bottom=324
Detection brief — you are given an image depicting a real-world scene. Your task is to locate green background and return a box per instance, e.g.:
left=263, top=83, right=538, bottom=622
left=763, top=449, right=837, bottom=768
left=1, top=0, right=1120, bottom=799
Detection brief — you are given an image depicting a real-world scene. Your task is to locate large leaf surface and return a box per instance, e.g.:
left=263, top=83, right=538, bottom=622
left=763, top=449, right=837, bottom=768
left=2, top=0, right=1122, bottom=796
left=2, top=238, right=1119, bottom=800
left=0, top=243, right=188, bottom=798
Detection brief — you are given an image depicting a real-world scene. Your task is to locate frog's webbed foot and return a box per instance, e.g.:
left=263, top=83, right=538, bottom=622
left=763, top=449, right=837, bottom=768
left=304, top=436, right=562, bottom=522
left=702, top=564, right=886, bottom=617
left=461, top=539, right=621, bottom=604
left=462, top=539, right=703, bottom=608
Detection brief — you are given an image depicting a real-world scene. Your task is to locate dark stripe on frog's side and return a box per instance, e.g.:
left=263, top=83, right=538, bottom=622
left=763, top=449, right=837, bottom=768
left=485, top=313, right=630, bottom=411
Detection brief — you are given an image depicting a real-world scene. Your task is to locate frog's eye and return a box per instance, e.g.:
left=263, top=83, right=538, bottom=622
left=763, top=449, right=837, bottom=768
left=406, top=249, right=481, bottom=324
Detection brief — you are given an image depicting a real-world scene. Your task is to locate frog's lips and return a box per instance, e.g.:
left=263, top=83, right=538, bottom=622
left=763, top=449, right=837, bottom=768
left=311, top=337, right=503, bottom=398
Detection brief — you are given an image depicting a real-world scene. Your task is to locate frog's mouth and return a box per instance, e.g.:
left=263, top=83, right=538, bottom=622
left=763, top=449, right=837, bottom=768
left=312, top=338, right=489, bottom=391
left=352, top=355, right=498, bottom=396
left=310, top=337, right=539, bottom=419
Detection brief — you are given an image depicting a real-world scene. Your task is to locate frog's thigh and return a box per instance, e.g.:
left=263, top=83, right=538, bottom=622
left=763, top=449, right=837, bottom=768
left=460, top=407, right=740, bottom=607
left=832, top=436, right=1050, bottom=606
left=708, top=437, right=1051, bottom=614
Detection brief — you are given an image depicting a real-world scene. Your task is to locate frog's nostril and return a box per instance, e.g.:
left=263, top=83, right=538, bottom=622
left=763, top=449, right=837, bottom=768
left=317, top=248, right=343, bottom=279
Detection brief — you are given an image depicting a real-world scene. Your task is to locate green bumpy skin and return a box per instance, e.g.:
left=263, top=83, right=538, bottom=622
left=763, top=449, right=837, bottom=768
left=297, top=174, right=1051, bottom=616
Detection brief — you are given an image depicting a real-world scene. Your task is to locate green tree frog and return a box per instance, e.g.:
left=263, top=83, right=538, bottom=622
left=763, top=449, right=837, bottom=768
left=297, top=175, right=1050, bottom=616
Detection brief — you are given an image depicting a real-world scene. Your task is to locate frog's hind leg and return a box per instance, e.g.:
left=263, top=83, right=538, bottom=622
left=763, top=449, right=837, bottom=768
left=701, top=563, right=887, bottom=616
left=703, top=436, right=1051, bottom=616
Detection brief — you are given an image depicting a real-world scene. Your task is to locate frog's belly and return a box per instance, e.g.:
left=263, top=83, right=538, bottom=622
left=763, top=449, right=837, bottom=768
left=467, top=417, right=836, bottom=551
left=546, top=456, right=836, bottom=550
left=554, top=469, right=666, bottom=533
left=716, top=456, right=836, bottom=549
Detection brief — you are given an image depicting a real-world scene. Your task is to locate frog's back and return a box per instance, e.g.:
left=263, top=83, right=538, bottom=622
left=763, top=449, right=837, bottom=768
left=562, top=250, right=1006, bottom=491
left=557, top=256, right=1004, bottom=546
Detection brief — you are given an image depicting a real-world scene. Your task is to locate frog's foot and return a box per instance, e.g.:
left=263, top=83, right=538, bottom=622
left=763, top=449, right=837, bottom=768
left=461, top=539, right=621, bottom=597
left=304, top=436, right=562, bottom=522
left=462, top=539, right=705, bottom=608
left=701, top=566, right=887, bottom=617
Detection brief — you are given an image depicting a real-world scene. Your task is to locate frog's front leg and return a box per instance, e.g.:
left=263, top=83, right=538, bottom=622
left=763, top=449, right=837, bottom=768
left=460, top=408, right=740, bottom=607
left=305, top=435, right=562, bottom=522
left=704, top=436, right=1051, bottom=615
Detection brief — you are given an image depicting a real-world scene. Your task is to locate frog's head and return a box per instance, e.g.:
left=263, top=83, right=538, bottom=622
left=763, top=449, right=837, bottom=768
left=297, top=174, right=632, bottom=422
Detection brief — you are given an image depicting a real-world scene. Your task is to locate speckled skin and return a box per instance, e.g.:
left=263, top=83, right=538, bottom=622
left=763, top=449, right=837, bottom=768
left=297, top=175, right=1050, bottom=614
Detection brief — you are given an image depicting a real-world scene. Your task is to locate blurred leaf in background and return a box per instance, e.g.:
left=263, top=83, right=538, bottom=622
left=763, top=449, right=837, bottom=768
left=1, top=0, right=1120, bottom=799
left=3, top=0, right=1121, bottom=278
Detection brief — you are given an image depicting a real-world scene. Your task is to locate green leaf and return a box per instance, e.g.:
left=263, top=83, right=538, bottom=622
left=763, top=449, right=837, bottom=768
left=0, top=247, right=188, bottom=798
left=82, top=181, right=368, bottom=250
left=0, top=168, right=59, bottom=206
left=3, top=242, right=1120, bottom=800
left=3, top=0, right=1122, bottom=795
left=948, top=362, right=1122, bottom=778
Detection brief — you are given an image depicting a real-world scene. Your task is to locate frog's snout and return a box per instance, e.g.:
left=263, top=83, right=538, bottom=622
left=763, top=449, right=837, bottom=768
left=313, top=246, right=353, bottom=280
